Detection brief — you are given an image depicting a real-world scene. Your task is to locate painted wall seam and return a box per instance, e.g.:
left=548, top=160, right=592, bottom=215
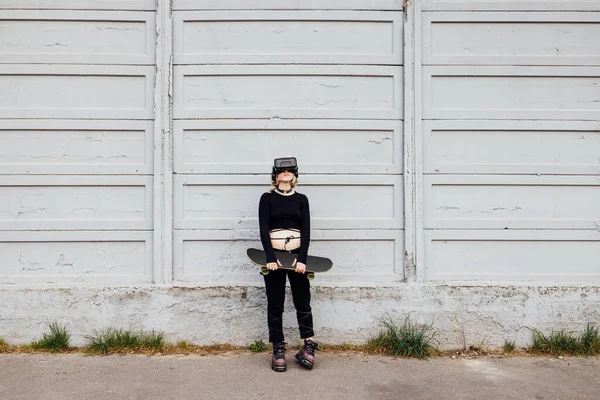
left=153, top=0, right=174, bottom=285
left=402, top=0, right=416, bottom=283
left=412, top=0, right=425, bottom=284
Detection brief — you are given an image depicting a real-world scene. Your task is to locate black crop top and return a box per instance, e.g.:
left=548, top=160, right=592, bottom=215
left=258, top=190, right=310, bottom=264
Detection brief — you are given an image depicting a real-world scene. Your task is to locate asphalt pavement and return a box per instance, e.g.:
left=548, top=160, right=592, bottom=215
left=1, top=353, right=599, bottom=400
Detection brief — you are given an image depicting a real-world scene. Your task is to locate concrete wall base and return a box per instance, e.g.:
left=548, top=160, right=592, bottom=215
left=1, top=284, right=599, bottom=350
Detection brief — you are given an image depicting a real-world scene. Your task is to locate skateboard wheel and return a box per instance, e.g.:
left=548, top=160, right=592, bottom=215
left=261, top=267, right=269, bottom=276
left=307, top=273, right=315, bottom=280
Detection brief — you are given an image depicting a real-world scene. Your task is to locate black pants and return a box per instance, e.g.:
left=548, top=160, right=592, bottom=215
left=263, top=267, right=315, bottom=343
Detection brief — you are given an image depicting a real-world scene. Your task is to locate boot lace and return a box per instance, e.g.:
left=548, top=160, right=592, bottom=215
left=303, top=340, right=318, bottom=356
left=273, top=342, right=286, bottom=359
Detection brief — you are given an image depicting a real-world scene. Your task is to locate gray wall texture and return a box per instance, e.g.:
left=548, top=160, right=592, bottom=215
left=1, top=0, right=599, bottom=348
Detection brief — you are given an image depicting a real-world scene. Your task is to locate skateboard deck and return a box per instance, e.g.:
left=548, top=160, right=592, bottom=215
left=246, top=248, right=332, bottom=280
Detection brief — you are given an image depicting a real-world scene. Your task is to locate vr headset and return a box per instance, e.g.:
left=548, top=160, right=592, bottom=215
left=272, top=157, right=298, bottom=181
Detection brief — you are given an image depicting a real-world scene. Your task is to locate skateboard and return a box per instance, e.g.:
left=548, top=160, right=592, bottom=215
left=246, top=248, right=333, bottom=280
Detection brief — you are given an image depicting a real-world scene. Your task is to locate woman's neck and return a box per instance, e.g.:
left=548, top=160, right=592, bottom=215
left=275, top=183, right=294, bottom=195
left=277, top=183, right=292, bottom=192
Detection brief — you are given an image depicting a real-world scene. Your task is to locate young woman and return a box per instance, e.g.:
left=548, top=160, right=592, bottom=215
left=258, top=157, right=318, bottom=372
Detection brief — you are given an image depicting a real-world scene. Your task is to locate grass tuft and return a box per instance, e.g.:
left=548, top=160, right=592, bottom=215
left=503, top=340, right=516, bottom=353
left=365, top=315, right=437, bottom=358
left=84, top=327, right=165, bottom=354
left=248, top=339, right=268, bottom=353
left=579, top=323, right=600, bottom=355
left=173, top=340, right=195, bottom=351
left=30, top=322, right=71, bottom=352
left=0, top=338, right=11, bottom=354
left=530, top=323, right=600, bottom=356
left=531, top=329, right=579, bottom=355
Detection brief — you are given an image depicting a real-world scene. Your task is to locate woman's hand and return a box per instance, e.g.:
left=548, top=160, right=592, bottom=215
left=267, top=259, right=282, bottom=271
left=293, top=259, right=307, bottom=274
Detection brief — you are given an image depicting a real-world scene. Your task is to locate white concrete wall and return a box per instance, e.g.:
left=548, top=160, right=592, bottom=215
left=0, top=4, right=156, bottom=285
left=171, top=4, right=406, bottom=285
left=420, top=2, right=600, bottom=285
left=1, top=0, right=599, bottom=349
left=2, top=285, right=600, bottom=350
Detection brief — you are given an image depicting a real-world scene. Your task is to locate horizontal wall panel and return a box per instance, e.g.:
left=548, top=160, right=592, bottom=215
left=173, top=11, right=402, bottom=65
left=423, top=66, right=600, bottom=120
left=423, top=120, right=600, bottom=175
left=424, top=230, right=600, bottom=283
left=0, top=1, right=156, bottom=10
left=423, top=13, right=600, bottom=66
left=422, top=0, right=600, bottom=11
left=174, top=65, right=403, bottom=120
left=174, top=120, right=402, bottom=174
left=174, top=175, right=403, bottom=230
left=0, top=231, right=153, bottom=284
left=173, top=0, right=403, bottom=10
left=424, top=175, right=600, bottom=230
left=0, top=176, right=152, bottom=230
left=0, top=120, right=153, bottom=175
left=173, top=229, right=404, bottom=284
left=0, top=65, right=154, bottom=119
left=0, top=11, right=155, bottom=65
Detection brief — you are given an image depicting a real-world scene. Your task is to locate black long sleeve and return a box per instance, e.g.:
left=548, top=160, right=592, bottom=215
left=258, top=191, right=311, bottom=264
left=298, top=196, right=310, bottom=264
left=258, top=192, right=277, bottom=263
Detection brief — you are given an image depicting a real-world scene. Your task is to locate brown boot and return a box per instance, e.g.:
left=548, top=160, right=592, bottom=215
left=295, top=339, right=318, bottom=369
left=271, top=342, right=286, bottom=372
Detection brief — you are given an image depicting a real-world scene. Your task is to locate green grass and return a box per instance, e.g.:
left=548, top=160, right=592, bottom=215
left=30, top=322, right=71, bottom=352
left=530, top=323, right=600, bottom=356
left=503, top=340, right=516, bottom=353
left=248, top=339, right=268, bottom=353
left=84, top=327, right=165, bottom=354
left=579, top=323, right=600, bottom=354
left=5, top=320, right=600, bottom=358
left=365, top=315, right=438, bottom=358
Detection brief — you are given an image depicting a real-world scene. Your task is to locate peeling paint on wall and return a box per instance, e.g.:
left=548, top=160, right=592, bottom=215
left=1, top=285, right=599, bottom=349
